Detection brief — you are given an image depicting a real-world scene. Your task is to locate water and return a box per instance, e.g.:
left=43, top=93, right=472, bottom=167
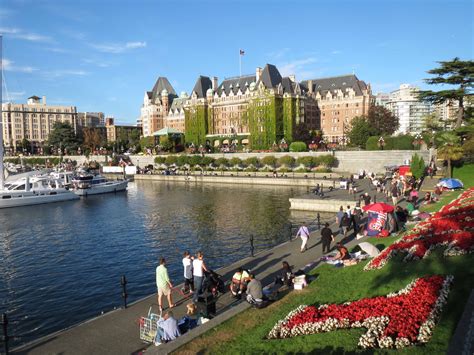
left=0, top=181, right=328, bottom=347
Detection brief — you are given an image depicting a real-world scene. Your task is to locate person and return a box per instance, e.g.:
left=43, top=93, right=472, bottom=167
left=333, top=242, right=351, bottom=261
left=156, top=258, right=174, bottom=311
left=391, top=182, right=399, bottom=205
left=363, top=192, right=371, bottom=206
left=408, top=189, right=419, bottom=205
left=336, top=206, right=345, bottom=235
left=246, top=273, right=265, bottom=306
left=178, top=303, right=198, bottom=334
left=182, top=251, right=194, bottom=294
left=230, top=267, right=250, bottom=296
left=422, top=192, right=434, bottom=205
left=192, top=251, right=208, bottom=302
left=155, top=311, right=181, bottom=346
left=296, top=222, right=310, bottom=253
left=340, top=213, right=351, bottom=238
left=276, top=261, right=294, bottom=287
left=395, top=206, right=408, bottom=230
left=352, top=207, right=362, bottom=235
left=320, top=223, right=334, bottom=254
left=346, top=205, right=352, bottom=218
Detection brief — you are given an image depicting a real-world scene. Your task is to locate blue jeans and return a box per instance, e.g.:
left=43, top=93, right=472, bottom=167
left=193, top=276, right=203, bottom=302
left=155, top=326, right=165, bottom=344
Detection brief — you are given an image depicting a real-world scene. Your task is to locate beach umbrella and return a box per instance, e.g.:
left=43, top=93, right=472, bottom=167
left=358, top=242, right=380, bottom=257
left=438, top=178, right=463, bottom=189
left=362, top=202, right=394, bottom=213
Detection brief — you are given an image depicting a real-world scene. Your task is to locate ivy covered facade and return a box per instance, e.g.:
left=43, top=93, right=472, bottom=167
left=183, top=64, right=320, bottom=149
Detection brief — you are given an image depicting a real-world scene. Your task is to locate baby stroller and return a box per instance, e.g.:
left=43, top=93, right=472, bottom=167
left=202, top=270, right=226, bottom=297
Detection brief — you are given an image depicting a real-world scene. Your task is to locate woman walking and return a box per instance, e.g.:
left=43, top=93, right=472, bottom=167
left=192, top=251, right=208, bottom=302
left=296, top=222, right=310, bottom=253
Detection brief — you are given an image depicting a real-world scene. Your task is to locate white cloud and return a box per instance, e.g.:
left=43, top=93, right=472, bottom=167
left=3, top=58, right=37, bottom=73
left=43, top=69, right=89, bottom=78
left=90, top=41, right=147, bottom=53
left=331, top=50, right=342, bottom=55
left=267, top=48, right=290, bottom=59
left=278, top=57, right=319, bottom=79
left=0, top=27, right=53, bottom=42
left=82, top=58, right=111, bottom=68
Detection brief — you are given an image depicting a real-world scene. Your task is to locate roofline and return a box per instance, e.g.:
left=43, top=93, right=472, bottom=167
left=223, top=74, right=254, bottom=80
left=302, top=74, right=359, bottom=82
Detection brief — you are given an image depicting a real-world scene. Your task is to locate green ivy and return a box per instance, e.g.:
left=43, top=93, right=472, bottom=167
left=283, top=97, right=296, bottom=143
left=185, top=105, right=208, bottom=146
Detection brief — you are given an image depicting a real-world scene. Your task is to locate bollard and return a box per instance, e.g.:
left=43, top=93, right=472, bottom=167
left=333, top=180, right=335, bottom=188
left=121, top=275, right=128, bottom=309
left=374, top=195, right=377, bottom=203
left=249, top=235, right=255, bottom=257
left=1, top=313, right=8, bottom=355
left=288, top=224, right=293, bottom=241
left=317, top=213, right=321, bottom=229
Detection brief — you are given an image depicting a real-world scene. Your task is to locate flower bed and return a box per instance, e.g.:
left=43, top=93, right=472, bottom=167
left=267, top=275, right=453, bottom=349
left=364, top=188, right=474, bottom=271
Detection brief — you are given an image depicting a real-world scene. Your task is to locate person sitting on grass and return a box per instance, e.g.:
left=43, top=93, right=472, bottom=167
left=178, top=303, right=199, bottom=334
left=155, top=311, right=181, bottom=346
left=230, top=267, right=250, bottom=297
left=275, top=261, right=294, bottom=288
left=246, top=273, right=267, bottom=307
left=332, top=242, right=351, bottom=261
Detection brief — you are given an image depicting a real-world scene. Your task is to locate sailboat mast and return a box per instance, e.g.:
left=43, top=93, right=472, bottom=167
left=0, top=35, right=4, bottom=190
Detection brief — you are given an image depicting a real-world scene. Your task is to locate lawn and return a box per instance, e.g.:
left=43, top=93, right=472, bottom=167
left=453, top=163, right=474, bottom=188
left=174, top=197, right=474, bottom=354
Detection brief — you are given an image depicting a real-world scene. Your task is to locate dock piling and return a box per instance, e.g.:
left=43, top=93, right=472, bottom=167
left=1, top=313, right=9, bottom=355
left=121, top=275, right=128, bottom=309
left=249, top=236, right=255, bottom=257
left=317, top=213, right=321, bottom=229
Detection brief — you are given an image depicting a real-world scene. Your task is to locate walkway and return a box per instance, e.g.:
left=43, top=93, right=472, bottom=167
left=13, top=219, right=367, bottom=355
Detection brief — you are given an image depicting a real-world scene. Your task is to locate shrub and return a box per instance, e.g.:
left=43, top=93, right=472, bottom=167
left=410, top=153, right=426, bottom=179
left=244, top=157, right=260, bottom=168
left=289, top=141, right=307, bottom=152
left=201, top=156, right=215, bottom=168
left=366, top=135, right=420, bottom=150
left=154, top=156, right=166, bottom=164
left=165, top=155, right=178, bottom=166
left=261, top=156, right=278, bottom=168
left=318, top=154, right=338, bottom=168
left=296, top=156, right=314, bottom=169
left=176, top=155, right=189, bottom=167
left=229, top=157, right=242, bottom=168
left=279, top=155, right=296, bottom=169
left=215, top=157, right=229, bottom=168
left=188, top=155, right=202, bottom=167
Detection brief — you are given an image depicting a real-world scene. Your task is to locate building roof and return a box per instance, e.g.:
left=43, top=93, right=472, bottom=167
left=169, top=97, right=187, bottom=112
left=259, top=64, right=282, bottom=88
left=28, top=95, right=41, bottom=100
left=192, top=76, right=213, bottom=98
left=217, top=74, right=256, bottom=95
left=301, top=74, right=368, bottom=96
left=152, top=127, right=184, bottom=136
left=151, top=77, right=176, bottom=102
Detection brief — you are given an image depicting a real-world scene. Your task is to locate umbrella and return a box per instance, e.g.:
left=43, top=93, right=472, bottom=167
left=362, top=202, right=394, bottom=213
left=358, top=242, right=380, bottom=257
left=438, top=178, right=463, bottom=189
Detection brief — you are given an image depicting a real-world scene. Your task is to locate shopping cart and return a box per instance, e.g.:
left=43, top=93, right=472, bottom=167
left=139, top=306, right=161, bottom=343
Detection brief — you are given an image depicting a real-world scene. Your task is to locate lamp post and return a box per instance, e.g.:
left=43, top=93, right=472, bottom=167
left=412, top=133, right=423, bottom=149
left=378, top=136, right=385, bottom=150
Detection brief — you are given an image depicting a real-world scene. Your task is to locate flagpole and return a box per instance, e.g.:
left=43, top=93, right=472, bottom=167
left=239, top=52, right=242, bottom=77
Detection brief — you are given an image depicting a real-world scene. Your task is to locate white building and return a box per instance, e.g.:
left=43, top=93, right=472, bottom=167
left=387, top=84, right=431, bottom=134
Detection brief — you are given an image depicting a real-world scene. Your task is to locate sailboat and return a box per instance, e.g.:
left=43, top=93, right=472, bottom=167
left=0, top=35, right=79, bottom=208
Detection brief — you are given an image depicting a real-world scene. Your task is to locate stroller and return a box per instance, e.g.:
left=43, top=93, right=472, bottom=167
left=201, top=270, right=226, bottom=297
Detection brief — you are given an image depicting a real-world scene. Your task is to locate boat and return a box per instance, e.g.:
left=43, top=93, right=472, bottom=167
left=0, top=36, right=79, bottom=209
left=71, top=173, right=128, bottom=196
left=0, top=175, right=79, bottom=209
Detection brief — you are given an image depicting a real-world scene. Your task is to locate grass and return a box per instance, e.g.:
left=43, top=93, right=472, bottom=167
left=453, top=163, right=474, bottom=188
left=174, top=211, right=474, bottom=354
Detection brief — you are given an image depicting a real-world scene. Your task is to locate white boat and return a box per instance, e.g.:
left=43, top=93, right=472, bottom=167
left=0, top=175, right=79, bottom=209
left=71, top=174, right=128, bottom=196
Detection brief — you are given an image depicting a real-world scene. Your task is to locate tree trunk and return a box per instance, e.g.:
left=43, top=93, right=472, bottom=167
left=455, top=92, right=464, bottom=129
left=447, top=159, right=452, bottom=178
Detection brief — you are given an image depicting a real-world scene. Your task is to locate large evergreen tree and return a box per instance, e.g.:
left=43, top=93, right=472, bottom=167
left=347, top=116, right=377, bottom=148
left=418, top=58, right=474, bottom=128
left=48, top=122, right=80, bottom=153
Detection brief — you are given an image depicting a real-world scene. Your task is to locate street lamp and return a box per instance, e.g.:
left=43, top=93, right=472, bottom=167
left=412, top=133, right=424, bottom=148
left=378, top=136, right=385, bottom=150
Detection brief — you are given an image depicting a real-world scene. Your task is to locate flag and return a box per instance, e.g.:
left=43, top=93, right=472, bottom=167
left=239, top=49, right=245, bottom=56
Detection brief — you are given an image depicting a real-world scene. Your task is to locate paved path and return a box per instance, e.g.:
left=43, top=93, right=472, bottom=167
left=13, top=217, right=368, bottom=355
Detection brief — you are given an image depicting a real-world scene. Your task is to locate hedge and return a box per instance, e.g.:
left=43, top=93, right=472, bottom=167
left=366, top=135, right=421, bottom=150
left=289, top=141, right=307, bottom=152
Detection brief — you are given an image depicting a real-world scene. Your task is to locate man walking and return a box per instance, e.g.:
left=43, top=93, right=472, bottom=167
left=296, top=222, right=310, bottom=253
left=320, top=223, right=334, bottom=254
left=156, top=258, right=174, bottom=311
left=192, top=251, right=208, bottom=302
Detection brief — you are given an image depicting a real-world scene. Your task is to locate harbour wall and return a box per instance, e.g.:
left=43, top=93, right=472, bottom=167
left=289, top=198, right=355, bottom=212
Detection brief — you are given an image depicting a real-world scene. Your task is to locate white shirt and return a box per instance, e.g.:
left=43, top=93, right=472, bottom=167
left=193, top=259, right=204, bottom=277
left=296, top=226, right=310, bottom=239
left=183, top=257, right=193, bottom=279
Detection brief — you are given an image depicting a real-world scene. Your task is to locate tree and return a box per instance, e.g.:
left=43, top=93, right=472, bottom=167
left=278, top=156, right=296, bottom=170
left=422, top=112, right=444, bottom=132
left=48, top=122, right=80, bottom=152
left=347, top=116, right=376, bottom=148
left=436, top=132, right=464, bottom=177
left=261, top=155, right=278, bottom=169
left=293, top=123, right=312, bottom=143
left=366, top=105, right=399, bottom=135
left=82, top=128, right=104, bottom=152
left=418, top=58, right=474, bottom=128
left=410, top=153, right=426, bottom=179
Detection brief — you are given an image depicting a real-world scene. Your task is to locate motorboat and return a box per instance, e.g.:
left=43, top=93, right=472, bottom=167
left=71, top=173, right=128, bottom=196
left=0, top=175, right=79, bottom=209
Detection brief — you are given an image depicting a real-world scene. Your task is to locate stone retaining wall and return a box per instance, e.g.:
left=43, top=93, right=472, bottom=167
left=289, top=198, right=354, bottom=212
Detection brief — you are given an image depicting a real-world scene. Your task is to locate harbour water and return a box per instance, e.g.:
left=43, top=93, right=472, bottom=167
left=0, top=181, right=328, bottom=347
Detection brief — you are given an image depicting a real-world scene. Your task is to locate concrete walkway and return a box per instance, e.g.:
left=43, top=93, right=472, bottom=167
left=13, top=217, right=367, bottom=355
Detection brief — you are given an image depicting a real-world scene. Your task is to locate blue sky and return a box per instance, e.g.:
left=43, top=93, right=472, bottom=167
left=1, top=0, right=472, bottom=124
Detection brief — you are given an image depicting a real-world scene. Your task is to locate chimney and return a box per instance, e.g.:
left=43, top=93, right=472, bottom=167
left=289, top=75, right=295, bottom=82
left=256, top=67, right=263, bottom=82
left=308, top=80, right=313, bottom=94
left=42, top=96, right=47, bottom=105
left=212, top=77, right=218, bottom=91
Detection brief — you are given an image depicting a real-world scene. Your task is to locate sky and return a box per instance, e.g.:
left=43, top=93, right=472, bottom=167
left=1, top=0, right=473, bottom=124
